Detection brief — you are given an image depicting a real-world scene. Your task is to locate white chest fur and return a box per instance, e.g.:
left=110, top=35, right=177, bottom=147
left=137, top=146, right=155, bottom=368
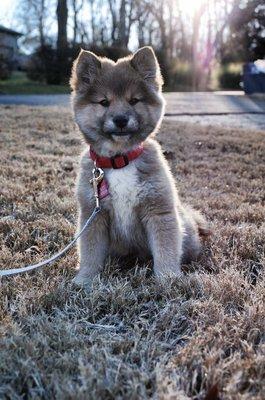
left=106, top=163, right=139, bottom=237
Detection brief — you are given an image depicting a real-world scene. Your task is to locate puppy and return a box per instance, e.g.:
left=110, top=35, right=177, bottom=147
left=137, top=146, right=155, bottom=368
left=70, top=46, right=209, bottom=286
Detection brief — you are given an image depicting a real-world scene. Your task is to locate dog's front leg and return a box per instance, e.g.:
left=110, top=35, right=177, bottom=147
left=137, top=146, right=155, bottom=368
left=73, top=209, right=109, bottom=286
left=146, top=213, right=183, bottom=279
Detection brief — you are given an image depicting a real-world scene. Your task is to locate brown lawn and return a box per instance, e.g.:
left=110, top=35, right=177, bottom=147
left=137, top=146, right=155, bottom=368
left=0, top=105, right=264, bottom=399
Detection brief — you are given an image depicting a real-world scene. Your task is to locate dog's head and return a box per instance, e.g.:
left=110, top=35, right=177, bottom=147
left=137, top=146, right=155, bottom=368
left=70, top=47, right=165, bottom=155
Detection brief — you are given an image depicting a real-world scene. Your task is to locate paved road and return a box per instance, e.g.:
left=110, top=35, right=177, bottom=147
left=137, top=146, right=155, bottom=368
left=0, top=91, right=264, bottom=130
left=0, top=94, right=70, bottom=106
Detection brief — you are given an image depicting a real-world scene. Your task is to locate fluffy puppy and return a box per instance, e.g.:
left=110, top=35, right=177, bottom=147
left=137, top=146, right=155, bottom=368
left=70, top=46, right=209, bottom=285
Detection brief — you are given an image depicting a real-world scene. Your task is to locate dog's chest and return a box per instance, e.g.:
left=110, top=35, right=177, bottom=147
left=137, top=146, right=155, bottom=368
left=106, top=163, right=139, bottom=236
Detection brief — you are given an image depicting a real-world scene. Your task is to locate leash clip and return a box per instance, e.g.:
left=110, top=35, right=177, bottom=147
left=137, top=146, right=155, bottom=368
left=90, top=167, right=104, bottom=210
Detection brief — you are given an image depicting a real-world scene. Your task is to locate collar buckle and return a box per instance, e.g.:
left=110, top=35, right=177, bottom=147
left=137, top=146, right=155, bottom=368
left=110, top=154, right=129, bottom=169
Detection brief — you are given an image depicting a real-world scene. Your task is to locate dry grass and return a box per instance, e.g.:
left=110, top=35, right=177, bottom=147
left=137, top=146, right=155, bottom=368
left=0, top=105, right=264, bottom=400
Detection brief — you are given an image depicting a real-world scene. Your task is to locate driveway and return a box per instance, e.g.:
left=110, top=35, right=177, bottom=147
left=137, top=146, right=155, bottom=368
left=0, top=91, right=264, bottom=130
left=0, top=94, right=70, bottom=106
left=164, top=91, right=265, bottom=131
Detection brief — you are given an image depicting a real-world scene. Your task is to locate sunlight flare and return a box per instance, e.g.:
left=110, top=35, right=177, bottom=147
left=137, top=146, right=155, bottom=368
left=178, top=0, right=207, bottom=16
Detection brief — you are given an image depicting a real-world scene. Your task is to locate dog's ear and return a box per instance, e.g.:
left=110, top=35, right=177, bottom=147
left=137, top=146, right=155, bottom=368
left=70, top=49, right=101, bottom=91
left=130, top=46, right=163, bottom=89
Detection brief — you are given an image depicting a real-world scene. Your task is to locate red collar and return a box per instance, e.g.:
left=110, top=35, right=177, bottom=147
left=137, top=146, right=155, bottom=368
left=89, top=144, right=144, bottom=169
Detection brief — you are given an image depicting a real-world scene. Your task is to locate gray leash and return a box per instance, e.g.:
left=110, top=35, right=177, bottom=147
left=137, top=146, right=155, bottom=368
left=0, top=167, right=104, bottom=278
left=0, top=206, right=100, bottom=277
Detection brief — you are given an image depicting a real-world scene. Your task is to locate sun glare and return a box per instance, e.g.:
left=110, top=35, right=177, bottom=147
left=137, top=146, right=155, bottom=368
left=178, top=0, right=206, bottom=16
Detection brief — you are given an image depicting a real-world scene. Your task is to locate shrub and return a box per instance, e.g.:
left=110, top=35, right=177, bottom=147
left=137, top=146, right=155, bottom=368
left=27, top=44, right=131, bottom=85
left=27, top=45, right=78, bottom=85
left=168, top=61, right=193, bottom=91
left=219, top=64, right=242, bottom=90
left=85, top=45, right=131, bottom=61
left=0, top=55, right=12, bottom=80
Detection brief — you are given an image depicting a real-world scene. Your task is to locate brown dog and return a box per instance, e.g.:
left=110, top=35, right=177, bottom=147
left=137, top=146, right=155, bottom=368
left=70, top=46, right=209, bottom=286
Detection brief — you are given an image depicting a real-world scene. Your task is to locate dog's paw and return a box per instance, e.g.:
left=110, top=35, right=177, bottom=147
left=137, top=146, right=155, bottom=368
left=154, top=266, right=184, bottom=291
left=154, top=263, right=182, bottom=281
left=72, top=272, right=95, bottom=289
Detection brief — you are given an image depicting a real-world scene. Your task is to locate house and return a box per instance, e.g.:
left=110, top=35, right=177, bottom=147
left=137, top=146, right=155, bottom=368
left=0, top=25, right=23, bottom=68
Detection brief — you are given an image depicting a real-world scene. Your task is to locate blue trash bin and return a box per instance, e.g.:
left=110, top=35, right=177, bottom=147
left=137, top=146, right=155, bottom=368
left=243, top=62, right=265, bottom=94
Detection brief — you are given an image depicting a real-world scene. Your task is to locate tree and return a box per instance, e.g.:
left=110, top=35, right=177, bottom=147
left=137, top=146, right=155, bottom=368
left=57, top=0, right=68, bottom=52
left=15, top=0, right=265, bottom=90
left=16, top=0, right=52, bottom=51
left=56, top=0, right=68, bottom=82
left=71, top=0, right=84, bottom=46
left=223, top=0, right=265, bottom=62
left=107, top=0, right=135, bottom=47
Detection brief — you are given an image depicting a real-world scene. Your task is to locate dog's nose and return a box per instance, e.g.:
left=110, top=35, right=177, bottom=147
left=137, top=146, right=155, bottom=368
left=113, top=115, right=129, bottom=129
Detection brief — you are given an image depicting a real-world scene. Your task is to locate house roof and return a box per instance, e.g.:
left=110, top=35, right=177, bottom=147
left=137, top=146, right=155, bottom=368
left=0, top=25, right=23, bottom=37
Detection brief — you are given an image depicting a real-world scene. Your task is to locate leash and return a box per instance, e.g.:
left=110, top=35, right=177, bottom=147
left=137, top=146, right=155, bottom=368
left=0, top=167, right=104, bottom=278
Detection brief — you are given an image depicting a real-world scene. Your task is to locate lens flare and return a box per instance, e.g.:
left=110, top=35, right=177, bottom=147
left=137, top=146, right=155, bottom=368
left=178, top=0, right=206, bottom=16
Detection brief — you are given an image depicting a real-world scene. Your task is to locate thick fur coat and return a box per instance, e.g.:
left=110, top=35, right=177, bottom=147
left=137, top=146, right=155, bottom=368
left=70, top=46, right=209, bottom=285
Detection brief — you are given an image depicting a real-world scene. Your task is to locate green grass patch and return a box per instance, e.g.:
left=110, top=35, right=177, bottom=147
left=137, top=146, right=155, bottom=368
left=0, top=71, right=70, bottom=95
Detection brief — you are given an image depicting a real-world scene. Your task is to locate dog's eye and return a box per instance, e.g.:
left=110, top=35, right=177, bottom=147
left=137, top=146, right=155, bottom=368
left=129, top=98, right=140, bottom=106
left=99, top=99, right=110, bottom=107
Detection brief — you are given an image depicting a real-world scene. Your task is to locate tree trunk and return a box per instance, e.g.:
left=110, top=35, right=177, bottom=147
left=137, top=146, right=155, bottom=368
left=57, top=0, right=68, bottom=83
left=72, top=0, right=78, bottom=46
left=176, top=0, right=186, bottom=59
left=108, top=0, right=117, bottom=45
left=117, top=0, right=126, bottom=47
left=39, top=0, right=46, bottom=48
left=57, top=0, right=68, bottom=52
left=138, top=16, right=145, bottom=47
left=192, top=13, right=199, bottom=90
left=191, top=4, right=206, bottom=91
left=89, top=0, right=96, bottom=43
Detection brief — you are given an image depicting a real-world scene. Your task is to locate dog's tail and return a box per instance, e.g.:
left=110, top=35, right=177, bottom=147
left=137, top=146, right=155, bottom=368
left=191, top=209, right=211, bottom=239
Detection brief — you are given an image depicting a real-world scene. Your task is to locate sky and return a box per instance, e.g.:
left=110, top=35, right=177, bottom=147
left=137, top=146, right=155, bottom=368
left=0, top=0, right=138, bottom=52
left=0, top=0, right=214, bottom=53
left=0, top=0, right=17, bottom=28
